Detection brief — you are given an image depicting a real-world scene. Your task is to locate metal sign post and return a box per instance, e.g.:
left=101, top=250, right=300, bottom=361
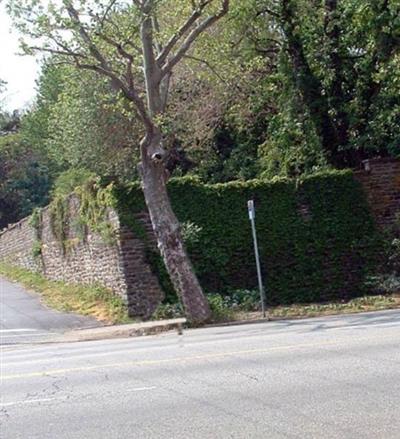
left=247, top=200, right=267, bottom=318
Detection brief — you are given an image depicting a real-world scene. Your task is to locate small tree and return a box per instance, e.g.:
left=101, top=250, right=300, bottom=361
left=8, top=0, right=230, bottom=322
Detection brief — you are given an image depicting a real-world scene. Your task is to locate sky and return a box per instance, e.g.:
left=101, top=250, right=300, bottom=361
left=0, top=3, right=39, bottom=111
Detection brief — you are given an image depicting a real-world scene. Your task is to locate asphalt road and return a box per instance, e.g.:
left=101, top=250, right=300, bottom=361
left=0, top=277, right=98, bottom=344
left=1, top=309, right=400, bottom=438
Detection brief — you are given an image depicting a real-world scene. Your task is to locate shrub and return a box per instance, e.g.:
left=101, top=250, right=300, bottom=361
left=52, top=168, right=95, bottom=198
left=206, top=293, right=234, bottom=322
left=386, top=213, right=400, bottom=275
left=228, top=289, right=260, bottom=311
left=366, top=275, right=400, bottom=295
left=152, top=303, right=184, bottom=320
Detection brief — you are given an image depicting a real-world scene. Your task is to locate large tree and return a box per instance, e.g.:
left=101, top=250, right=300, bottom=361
left=253, top=0, right=400, bottom=168
left=8, top=0, right=230, bottom=322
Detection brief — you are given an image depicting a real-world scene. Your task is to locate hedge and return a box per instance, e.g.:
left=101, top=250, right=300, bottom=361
left=113, top=169, right=382, bottom=305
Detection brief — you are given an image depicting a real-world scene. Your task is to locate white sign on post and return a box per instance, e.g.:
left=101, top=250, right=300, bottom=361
left=247, top=199, right=267, bottom=319
left=247, top=200, right=255, bottom=220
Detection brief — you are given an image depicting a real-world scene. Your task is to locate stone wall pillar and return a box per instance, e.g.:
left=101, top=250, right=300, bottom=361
left=354, top=158, right=400, bottom=229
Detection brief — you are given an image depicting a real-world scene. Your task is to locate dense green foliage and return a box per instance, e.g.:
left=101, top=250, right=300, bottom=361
left=2, top=0, right=398, bottom=227
left=0, top=133, right=52, bottom=229
left=0, top=84, right=54, bottom=229
left=114, top=170, right=381, bottom=305
left=213, top=0, right=400, bottom=173
left=8, top=0, right=398, bottom=198
left=21, top=63, right=140, bottom=181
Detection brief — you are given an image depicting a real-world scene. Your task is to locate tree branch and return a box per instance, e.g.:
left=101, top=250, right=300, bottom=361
left=99, top=0, right=118, bottom=26
left=74, top=59, right=148, bottom=124
left=65, top=3, right=152, bottom=130
left=29, top=46, right=85, bottom=58
left=256, top=6, right=280, bottom=19
left=95, top=33, right=135, bottom=62
left=151, top=13, right=163, bottom=55
left=160, top=71, right=172, bottom=111
left=141, top=9, right=163, bottom=115
left=156, top=2, right=212, bottom=66
left=66, top=4, right=111, bottom=71
left=183, top=54, right=226, bottom=83
left=161, top=0, right=229, bottom=75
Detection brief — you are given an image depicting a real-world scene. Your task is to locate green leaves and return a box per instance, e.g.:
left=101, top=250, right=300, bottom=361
left=0, top=133, right=52, bottom=229
left=114, top=169, right=381, bottom=306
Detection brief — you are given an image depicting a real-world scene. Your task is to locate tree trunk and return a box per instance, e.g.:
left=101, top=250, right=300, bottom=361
left=324, top=0, right=350, bottom=152
left=280, top=0, right=342, bottom=167
left=139, top=135, right=211, bottom=324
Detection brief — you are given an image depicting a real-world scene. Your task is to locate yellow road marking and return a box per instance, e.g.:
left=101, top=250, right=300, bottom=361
left=0, top=336, right=391, bottom=381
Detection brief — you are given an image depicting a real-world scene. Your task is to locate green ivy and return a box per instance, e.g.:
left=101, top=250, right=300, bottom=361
left=75, top=178, right=116, bottom=245
left=114, top=170, right=382, bottom=306
left=28, top=207, right=43, bottom=231
left=29, top=207, right=43, bottom=260
left=49, top=194, right=69, bottom=253
left=49, top=175, right=116, bottom=250
left=31, top=240, right=43, bottom=258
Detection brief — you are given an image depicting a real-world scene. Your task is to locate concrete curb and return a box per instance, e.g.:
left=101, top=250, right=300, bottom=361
left=61, top=318, right=187, bottom=342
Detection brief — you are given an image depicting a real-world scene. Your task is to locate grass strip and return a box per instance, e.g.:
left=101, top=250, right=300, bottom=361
left=2, top=263, right=399, bottom=326
left=153, top=293, right=400, bottom=324
left=233, top=294, right=400, bottom=322
left=0, top=263, right=133, bottom=324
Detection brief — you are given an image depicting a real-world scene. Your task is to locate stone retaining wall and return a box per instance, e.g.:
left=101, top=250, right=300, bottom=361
left=0, top=216, right=41, bottom=273
left=0, top=195, right=164, bottom=318
left=1, top=158, right=399, bottom=317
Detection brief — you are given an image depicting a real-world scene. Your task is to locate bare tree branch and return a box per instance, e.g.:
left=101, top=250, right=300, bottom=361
left=65, top=3, right=152, bottom=129
left=66, top=4, right=111, bottom=71
left=256, top=6, right=281, bottom=19
left=29, top=46, right=85, bottom=58
left=161, top=0, right=229, bottom=75
left=99, top=0, right=118, bottom=26
left=151, top=13, right=163, bottom=55
left=160, top=71, right=172, bottom=111
left=156, top=3, right=210, bottom=66
left=183, top=54, right=226, bottom=83
left=95, top=33, right=135, bottom=61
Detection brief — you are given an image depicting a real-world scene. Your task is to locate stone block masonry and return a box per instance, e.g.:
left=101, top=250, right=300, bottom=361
left=354, top=158, right=400, bottom=229
left=0, top=216, right=42, bottom=273
left=0, top=195, right=164, bottom=319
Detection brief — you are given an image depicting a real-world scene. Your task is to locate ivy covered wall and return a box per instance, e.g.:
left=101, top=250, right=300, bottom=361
left=114, top=169, right=382, bottom=305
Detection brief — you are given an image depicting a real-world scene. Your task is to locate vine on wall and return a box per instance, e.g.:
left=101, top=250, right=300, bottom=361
left=34, top=169, right=382, bottom=306
left=28, top=207, right=43, bottom=259
left=114, top=171, right=382, bottom=305
left=48, top=176, right=116, bottom=252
